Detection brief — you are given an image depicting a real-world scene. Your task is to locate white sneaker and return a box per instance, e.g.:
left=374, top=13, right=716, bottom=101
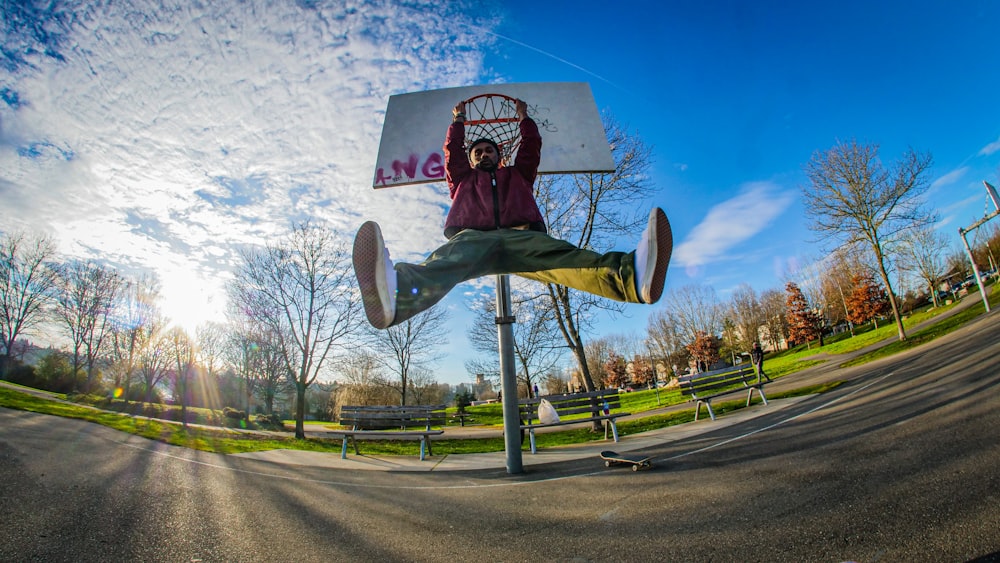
left=635, top=207, right=672, bottom=304
left=353, top=221, right=397, bottom=329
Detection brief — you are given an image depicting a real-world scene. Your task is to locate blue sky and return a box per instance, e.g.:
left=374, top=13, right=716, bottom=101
left=3, top=1, right=999, bottom=385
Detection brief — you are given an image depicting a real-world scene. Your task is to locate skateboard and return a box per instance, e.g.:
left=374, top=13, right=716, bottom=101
left=600, top=450, right=653, bottom=471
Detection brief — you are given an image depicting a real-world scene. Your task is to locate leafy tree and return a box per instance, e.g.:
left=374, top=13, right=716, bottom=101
left=846, top=272, right=891, bottom=329
left=630, top=356, right=655, bottom=388
left=0, top=231, right=59, bottom=375
left=603, top=351, right=628, bottom=389
left=229, top=222, right=359, bottom=439
left=686, top=330, right=720, bottom=372
left=785, top=282, right=822, bottom=348
left=802, top=140, right=934, bottom=341
left=818, top=246, right=868, bottom=335
left=34, top=350, right=79, bottom=394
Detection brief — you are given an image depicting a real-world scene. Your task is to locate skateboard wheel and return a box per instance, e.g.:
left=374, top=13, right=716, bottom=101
left=632, top=464, right=639, bottom=471
left=605, top=460, right=611, bottom=467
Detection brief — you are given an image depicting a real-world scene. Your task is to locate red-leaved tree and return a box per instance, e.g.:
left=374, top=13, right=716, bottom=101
left=603, top=351, right=629, bottom=389
left=686, top=330, right=720, bottom=372
left=785, top=282, right=822, bottom=349
left=631, top=356, right=655, bottom=388
left=846, top=272, right=892, bottom=329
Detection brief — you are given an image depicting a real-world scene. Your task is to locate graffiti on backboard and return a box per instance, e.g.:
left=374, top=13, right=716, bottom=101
left=374, top=151, right=445, bottom=187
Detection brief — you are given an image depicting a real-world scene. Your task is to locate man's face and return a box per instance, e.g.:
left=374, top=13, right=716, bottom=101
left=469, top=142, right=499, bottom=171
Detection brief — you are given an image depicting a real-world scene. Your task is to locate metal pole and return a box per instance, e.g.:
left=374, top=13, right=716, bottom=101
left=496, top=274, right=523, bottom=474
left=959, top=228, right=991, bottom=313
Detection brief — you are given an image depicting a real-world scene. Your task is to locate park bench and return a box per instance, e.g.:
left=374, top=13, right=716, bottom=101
left=678, top=363, right=768, bottom=422
left=518, top=389, right=630, bottom=454
left=328, top=404, right=446, bottom=461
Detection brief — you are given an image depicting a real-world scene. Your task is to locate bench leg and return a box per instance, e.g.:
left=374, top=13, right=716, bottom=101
left=698, top=399, right=717, bottom=421
left=529, top=429, right=537, bottom=454
left=341, top=436, right=349, bottom=459
left=746, top=386, right=769, bottom=406
left=419, top=437, right=426, bottom=461
left=610, top=421, right=620, bottom=442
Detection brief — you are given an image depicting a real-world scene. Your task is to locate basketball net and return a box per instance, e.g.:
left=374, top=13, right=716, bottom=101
left=463, top=93, right=522, bottom=167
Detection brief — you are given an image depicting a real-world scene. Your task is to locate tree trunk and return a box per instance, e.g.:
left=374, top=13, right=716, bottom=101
left=294, top=381, right=307, bottom=439
left=876, top=255, right=906, bottom=341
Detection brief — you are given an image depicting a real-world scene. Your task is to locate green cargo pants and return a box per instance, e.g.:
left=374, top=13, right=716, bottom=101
left=392, top=228, right=641, bottom=326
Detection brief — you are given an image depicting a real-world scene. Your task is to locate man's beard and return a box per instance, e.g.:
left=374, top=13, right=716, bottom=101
left=475, top=159, right=497, bottom=171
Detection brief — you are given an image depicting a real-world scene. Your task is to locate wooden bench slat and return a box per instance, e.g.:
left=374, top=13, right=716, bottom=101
left=676, top=364, right=768, bottom=421
left=334, top=404, right=447, bottom=460
left=517, top=390, right=630, bottom=454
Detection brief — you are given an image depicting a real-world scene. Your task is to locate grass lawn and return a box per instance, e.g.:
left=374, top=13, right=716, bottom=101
left=0, top=289, right=991, bottom=457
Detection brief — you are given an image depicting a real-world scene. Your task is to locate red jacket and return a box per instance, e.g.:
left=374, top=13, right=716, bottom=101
left=443, top=118, right=546, bottom=238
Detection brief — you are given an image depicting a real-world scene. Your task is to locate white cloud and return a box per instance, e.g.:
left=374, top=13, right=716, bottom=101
left=979, top=136, right=1000, bottom=156
left=1, top=0, right=497, bottom=331
left=931, top=166, right=968, bottom=190
left=673, top=181, right=795, bottom=270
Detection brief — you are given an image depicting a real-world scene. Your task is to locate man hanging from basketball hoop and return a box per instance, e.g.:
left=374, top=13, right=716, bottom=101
left=353, top=97, right=672, bottom=329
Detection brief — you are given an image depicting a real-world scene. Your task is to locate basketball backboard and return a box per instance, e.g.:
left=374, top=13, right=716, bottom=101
left=372, top=82, right=614, bottom=189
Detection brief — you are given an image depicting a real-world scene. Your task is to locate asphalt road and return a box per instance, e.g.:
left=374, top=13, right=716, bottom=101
left=2, top=310, right=1000, bottom=562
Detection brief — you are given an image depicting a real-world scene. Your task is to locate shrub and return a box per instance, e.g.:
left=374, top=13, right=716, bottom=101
left=2, top=363, right=38, bottom=388
left=254, top=413, right=285, bottom=430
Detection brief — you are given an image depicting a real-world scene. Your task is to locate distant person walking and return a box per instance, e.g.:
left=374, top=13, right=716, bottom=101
left=751, top=342, right=770, bottom=383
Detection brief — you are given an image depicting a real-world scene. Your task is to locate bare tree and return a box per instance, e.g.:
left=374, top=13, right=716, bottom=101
left=229, top=222, right=359, bottom=438
left=164, top=326, right=196, bottom=426
left=224, top=313, right=266, bottom=417
left=54, top=260, right=123, bottom=392
left=758, top=288, right=788, bottom=351
left=729, top=283, right=766, bottom=351
left=802, top=140, right=935, bottom=341
left=898, top=225, right=950, bottom=307
left=137, top=320, right=170, bottom=405
left=196, top=322, right=226, bottom=382
left=0, top=231, right=59, bottom=374
left=466, top=291, right=564, bottom=399
left=647, top=307, right=686, bottom=377
left=532, top=115, right=655, bottom=393
left=108, top=275, right=161, bottom=403
left=665, top=284, right=722, bottom=345
left=367, top=306, right=449, bottom=406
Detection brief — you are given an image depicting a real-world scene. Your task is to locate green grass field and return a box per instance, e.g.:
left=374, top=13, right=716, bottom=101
left=0, top=289, right=992, bottom=457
